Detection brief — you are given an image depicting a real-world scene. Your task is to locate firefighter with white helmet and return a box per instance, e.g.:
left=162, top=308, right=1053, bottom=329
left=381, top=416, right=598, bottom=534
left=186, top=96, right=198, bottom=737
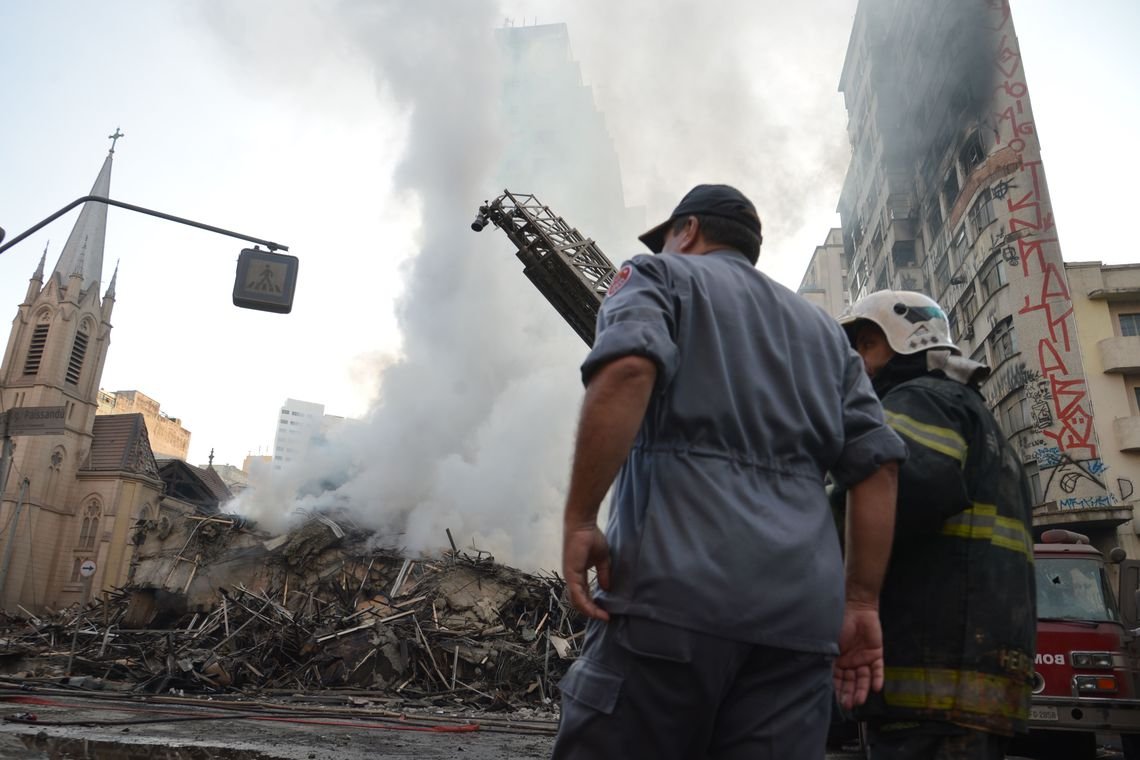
left=835, top=290, right=1036, bottom=760
left=839, top=290, right=960, bottom=356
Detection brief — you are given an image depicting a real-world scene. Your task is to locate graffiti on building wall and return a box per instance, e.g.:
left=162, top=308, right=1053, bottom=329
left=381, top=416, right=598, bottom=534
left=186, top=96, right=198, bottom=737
left=994, top=2, right=1098, bottom=464
left=1059, top=496, right=1117, bottom=511
left=992, top=178, right=1016, bottom=201
left=986, top=360, right=1037, bottom=405
left=1043, top=453, right=1115, bottom=504
left=1120, top=479, right=1135, bottom=502
left=1025, top=371, right=1053, bottom=430
left=988, top=0, right=1106, bottom=509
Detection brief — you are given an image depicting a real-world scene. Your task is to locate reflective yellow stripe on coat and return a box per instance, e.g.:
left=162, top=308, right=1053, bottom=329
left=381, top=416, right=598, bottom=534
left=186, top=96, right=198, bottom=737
left=884, top=410, right=967, bottom=464
left=883, top=666, right=1029, bottom=720
left=941, top=503, right=1034, bottom=558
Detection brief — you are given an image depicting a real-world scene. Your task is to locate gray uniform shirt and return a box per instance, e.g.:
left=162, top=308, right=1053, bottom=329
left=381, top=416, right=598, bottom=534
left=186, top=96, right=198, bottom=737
left=582, top=250, right=906, bottom=654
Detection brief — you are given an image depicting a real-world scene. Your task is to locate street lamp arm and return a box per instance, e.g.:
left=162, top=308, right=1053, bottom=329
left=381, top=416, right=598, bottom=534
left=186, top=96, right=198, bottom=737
left=0, top=195, right=289, bottom=256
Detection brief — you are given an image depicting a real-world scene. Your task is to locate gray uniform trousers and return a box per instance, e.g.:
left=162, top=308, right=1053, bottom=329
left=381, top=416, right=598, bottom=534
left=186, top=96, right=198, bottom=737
left=551, top=615, right=833, bottom=760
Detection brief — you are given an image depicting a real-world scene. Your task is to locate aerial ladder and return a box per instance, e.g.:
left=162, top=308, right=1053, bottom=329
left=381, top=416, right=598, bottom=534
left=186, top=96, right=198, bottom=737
left=471, top=190, right=619, bottom=346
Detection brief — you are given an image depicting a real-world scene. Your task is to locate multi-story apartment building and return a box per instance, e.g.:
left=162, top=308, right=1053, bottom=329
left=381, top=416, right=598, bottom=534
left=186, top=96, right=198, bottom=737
left=97, top=389, right=190, bottom=460
left=1066, top=263, right=1140, bottom=549
left=798, top=228, right=849, bottom=317
left=271, top=399, right=348, bottom=471
left=833, top=0, right=1134, bottom=554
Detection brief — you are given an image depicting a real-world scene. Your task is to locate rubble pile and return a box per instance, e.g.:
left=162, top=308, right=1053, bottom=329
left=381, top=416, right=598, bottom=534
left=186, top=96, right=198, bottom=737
left=0, top=512, right=585, bottom=710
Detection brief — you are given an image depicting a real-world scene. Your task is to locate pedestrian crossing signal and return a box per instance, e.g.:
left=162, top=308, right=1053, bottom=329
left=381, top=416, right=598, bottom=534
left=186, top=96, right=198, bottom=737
left=233, top=248, right=298, bottom=313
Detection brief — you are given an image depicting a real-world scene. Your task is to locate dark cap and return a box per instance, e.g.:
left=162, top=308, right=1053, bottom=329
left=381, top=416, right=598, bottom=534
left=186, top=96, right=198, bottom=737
left=638, top=184, right=763, bottom=254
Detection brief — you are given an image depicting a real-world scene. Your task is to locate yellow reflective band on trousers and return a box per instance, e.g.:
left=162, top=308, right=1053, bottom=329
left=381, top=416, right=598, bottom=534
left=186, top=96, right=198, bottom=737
left=940, top=503, right=1033, bottom=558
left=884, top=410, right=967, bottom=464
left=883, top=666, right=1029, bottom=720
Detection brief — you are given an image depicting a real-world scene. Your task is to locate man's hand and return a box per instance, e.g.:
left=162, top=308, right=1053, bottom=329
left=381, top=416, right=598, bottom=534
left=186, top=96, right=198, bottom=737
left=563, top=523, right=612, bottom=621
left=833, top=602, right=884, bottom=710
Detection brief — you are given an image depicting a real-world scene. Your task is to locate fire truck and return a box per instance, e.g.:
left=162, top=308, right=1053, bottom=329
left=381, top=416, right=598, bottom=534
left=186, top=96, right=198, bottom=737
left=474, top=193, right=1140, bottom=758
left=1015, top=529, right=1140, bottom=759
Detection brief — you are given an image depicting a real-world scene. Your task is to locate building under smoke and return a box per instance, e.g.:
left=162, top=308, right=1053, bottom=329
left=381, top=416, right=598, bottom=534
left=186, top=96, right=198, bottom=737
left=494, top=22, right=643, bottom=251
left=818, top=0, right=1139, bottom=553
left=237, top=21, right=640, bottom=572
left=271, top=398, right=349, bottom=472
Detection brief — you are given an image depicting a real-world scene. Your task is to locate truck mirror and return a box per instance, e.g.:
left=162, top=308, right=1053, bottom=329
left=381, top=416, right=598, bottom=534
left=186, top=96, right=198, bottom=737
left=1110, top=547, right=1128, bottom=564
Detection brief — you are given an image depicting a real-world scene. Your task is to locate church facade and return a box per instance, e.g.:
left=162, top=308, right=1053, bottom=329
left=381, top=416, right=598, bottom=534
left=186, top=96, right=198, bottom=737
left=0, top=148, right=163, bottom=613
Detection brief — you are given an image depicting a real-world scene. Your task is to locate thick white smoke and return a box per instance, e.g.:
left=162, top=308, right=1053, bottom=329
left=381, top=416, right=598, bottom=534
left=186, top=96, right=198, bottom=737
left=500, top=0, right=857, bottom=285
left=204, top=1, right=858, bottom=570
left=212, top=1, right=598, bottom=569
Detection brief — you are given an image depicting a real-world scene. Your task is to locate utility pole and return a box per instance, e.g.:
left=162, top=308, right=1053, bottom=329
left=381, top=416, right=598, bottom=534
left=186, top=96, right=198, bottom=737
left=0, top=477, right=29, bottom=603
left=0, top=413, right=11, bottom=513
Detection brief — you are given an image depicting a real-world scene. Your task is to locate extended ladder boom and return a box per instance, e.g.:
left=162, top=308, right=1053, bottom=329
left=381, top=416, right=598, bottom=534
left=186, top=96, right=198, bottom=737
left=472, top=190, right=618, bottom=346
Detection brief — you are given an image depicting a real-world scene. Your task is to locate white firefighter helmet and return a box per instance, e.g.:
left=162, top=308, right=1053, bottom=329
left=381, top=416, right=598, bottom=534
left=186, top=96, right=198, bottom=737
left=838, top=290, right=961, bottom=356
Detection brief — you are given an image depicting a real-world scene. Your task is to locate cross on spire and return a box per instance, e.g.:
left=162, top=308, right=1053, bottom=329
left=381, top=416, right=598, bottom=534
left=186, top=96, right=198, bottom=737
left=108, top=127, right=124, bottom=154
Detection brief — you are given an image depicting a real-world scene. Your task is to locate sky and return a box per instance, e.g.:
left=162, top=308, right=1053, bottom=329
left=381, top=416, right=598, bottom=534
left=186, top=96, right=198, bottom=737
left=0, top=1, right=1137, bottom=563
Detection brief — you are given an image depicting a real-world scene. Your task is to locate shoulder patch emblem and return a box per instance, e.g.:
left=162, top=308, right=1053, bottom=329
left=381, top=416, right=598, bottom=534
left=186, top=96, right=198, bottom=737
left=606, top=265, right=633, bottom=297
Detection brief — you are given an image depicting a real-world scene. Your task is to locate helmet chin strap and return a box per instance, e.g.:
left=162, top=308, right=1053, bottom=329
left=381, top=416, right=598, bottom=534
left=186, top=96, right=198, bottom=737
left=926, top=349, right=991, bottom=386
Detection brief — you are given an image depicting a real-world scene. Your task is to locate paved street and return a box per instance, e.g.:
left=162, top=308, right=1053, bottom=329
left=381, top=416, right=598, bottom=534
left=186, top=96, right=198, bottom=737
left=0, top=694, right=1127, bottom=759
left=0, top=693, right=861, bottom=759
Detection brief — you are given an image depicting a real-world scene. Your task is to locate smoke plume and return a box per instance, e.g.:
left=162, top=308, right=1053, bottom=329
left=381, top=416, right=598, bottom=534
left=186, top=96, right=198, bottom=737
left=202, top=1, right=859, bottom=570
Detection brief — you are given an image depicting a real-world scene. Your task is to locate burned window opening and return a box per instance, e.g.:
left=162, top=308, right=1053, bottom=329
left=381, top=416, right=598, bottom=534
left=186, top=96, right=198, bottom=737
left=892, top=240, right=917, bottom=268
left=960, top=132, right=986, bottom=174
left=943, top=170, right=960, bottom=209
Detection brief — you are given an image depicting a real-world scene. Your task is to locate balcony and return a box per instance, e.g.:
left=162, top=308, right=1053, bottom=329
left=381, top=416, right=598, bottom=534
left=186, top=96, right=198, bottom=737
left=1033, top=500, right=1134, bottom=533
left=887, top=216, right=917, bottom=244
left=1098, top=336, right=1140, bottom=373
left=892, top=266, right=926, bottom=293
left=1115, top=416, right=1140, bottom=452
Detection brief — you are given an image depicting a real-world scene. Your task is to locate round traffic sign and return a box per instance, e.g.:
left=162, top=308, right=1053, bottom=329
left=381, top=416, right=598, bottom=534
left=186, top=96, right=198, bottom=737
left=79, top=559, right=97, bottom=578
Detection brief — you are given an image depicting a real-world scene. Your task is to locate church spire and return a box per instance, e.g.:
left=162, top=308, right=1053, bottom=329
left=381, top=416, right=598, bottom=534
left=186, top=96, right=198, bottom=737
left=51, top=134, right=118, bottom=294
left=32, top=242, right=47, bottom=281
left=105, top=260, right=119, bottom=300
left=25, top=242, right=49, bottom=304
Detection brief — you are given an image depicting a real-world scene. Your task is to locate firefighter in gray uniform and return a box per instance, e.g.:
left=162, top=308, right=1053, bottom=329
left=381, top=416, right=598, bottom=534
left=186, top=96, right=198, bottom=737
left=552, top=184, right=907, bottom=760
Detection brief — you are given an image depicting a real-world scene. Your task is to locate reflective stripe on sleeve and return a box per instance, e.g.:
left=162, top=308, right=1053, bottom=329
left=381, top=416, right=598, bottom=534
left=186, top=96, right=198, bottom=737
left=884, top=410, right=967, bottom=464
left=883, top=666, right=1029, bottom=720
left=940, top=503, right=1033, bottom=558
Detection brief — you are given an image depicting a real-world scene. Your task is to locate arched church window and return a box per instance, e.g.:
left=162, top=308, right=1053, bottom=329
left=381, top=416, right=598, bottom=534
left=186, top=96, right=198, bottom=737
left=136, top=502, right=156, bottom=526
left=78, top=498, right=101, bottom=550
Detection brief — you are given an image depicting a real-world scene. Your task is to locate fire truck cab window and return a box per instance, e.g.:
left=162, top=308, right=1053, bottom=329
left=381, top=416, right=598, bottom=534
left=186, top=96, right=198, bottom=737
left=1036, top=558, right=1119, bottom=622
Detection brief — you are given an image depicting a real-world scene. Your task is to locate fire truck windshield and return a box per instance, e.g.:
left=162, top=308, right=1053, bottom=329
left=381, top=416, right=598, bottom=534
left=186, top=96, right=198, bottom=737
left=1036, top=557, right=1120, bottom=623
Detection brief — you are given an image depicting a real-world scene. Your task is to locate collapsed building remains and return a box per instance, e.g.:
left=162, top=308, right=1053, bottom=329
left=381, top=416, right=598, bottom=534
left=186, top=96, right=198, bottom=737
left=0, top=506, right=585, bottom=711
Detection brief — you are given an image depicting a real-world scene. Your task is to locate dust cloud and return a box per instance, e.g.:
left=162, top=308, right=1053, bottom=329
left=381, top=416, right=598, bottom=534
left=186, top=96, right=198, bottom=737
left=201, top=1, right=857, bottom=570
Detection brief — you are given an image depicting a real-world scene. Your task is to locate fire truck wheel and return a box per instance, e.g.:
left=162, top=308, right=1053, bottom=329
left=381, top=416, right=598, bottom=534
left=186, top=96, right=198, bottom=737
left=1121, top=732, right=1140, bottom=760
left=1014, top=729, right=1096, bottom=760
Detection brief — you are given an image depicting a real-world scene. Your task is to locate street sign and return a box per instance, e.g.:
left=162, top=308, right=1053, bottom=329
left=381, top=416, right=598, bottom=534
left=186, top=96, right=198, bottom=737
left=233, top=248, right=298, bottom=314
left=1, top=405, right=67, bottom=436
left=79, top=559, right=97, bottom=578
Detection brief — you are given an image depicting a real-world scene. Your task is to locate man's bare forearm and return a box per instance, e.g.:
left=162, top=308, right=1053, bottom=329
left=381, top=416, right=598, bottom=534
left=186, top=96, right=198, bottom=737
left=844, top=461, right=899, bottom=606
left=564, top=356, right=657, bottom=527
